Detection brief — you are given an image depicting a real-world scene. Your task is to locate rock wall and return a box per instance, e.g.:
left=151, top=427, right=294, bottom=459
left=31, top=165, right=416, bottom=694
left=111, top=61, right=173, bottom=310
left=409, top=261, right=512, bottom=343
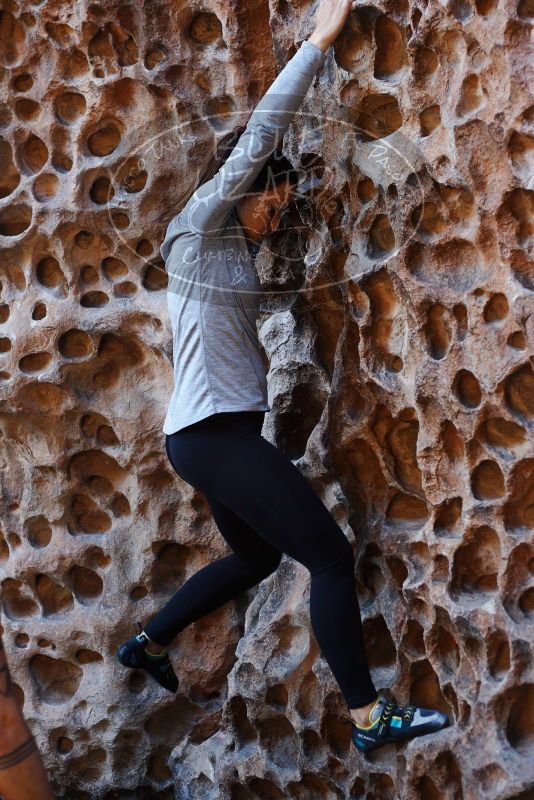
left=0, top=0, right=532, bottom=798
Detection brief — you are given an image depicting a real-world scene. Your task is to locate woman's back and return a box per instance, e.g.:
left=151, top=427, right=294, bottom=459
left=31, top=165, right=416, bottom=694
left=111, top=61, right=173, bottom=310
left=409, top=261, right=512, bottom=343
left=163, top=205, right=269, bottom=435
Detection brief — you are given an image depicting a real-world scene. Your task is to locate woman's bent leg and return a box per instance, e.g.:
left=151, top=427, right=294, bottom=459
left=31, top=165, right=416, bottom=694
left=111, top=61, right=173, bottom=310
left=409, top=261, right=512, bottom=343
left=162, top=414, right=378, bottom=709
left=143, top=495, right=282, bottom=647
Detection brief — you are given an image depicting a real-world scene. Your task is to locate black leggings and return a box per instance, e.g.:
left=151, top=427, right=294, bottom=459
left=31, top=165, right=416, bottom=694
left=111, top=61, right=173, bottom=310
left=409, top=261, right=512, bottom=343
left=144, top=410, right=378, bottom=709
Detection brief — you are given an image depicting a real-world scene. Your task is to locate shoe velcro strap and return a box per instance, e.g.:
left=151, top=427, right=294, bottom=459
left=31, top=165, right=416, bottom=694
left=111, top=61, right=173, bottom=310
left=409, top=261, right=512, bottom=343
left=394, top=702, right=415, bottom=722
left=377, top=702, right=395, bottom=737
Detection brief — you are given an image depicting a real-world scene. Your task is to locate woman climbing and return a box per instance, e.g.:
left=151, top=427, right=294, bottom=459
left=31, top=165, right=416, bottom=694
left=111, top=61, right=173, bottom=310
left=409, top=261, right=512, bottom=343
left=117, top=0, right=450, bottom=753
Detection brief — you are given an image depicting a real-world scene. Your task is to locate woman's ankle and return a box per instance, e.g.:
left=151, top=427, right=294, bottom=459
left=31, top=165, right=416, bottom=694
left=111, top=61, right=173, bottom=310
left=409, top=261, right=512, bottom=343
left=142, top=631, right=167, bottom=655
left=349, top=696, right=379, bottom=726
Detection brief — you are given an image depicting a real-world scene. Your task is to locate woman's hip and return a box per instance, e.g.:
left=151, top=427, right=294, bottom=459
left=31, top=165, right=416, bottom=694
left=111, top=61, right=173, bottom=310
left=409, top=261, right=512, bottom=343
left=165, top=409, right=265, bottom=487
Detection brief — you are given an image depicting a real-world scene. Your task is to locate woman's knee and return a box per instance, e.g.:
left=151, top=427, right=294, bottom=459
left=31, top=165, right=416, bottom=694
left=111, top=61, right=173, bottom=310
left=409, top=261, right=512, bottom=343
left=309, top=531, right=355, bottom=576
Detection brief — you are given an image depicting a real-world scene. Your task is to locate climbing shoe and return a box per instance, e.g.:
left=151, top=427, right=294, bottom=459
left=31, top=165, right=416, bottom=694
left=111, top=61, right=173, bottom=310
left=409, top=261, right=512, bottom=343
left=116, top=622, right=179, bottom=693
left=343, top=693, right=449, bottom=753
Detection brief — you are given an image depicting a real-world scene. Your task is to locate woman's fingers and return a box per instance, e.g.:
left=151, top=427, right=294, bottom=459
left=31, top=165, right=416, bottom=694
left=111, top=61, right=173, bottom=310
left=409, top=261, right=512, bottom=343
left=312, top=0, right=358, bottom=47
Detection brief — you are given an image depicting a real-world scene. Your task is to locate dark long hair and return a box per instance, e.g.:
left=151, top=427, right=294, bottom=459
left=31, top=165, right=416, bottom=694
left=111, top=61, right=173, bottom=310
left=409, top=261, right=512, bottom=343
left=156, top=125, right=300, bottom=227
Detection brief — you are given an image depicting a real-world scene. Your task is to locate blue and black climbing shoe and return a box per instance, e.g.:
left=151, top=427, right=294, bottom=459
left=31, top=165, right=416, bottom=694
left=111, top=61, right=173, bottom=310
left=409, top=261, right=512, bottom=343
left=116, top=622, right=179, bottom=693
left=344, top=693, right=449, bottom=753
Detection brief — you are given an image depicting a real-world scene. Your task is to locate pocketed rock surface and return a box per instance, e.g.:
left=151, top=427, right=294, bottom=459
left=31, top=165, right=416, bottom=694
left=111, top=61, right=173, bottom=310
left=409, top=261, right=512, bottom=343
left=0, top=0, right=532, bottom=798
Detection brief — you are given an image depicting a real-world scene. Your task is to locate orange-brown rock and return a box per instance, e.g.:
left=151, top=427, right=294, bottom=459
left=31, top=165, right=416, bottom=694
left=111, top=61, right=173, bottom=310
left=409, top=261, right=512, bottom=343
left=0, top=1, right=532, bottom=798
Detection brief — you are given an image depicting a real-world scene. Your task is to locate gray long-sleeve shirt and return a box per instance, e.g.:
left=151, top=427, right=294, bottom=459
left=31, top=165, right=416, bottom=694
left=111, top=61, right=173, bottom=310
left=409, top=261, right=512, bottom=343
left=160, top=39, right=327, bottom=435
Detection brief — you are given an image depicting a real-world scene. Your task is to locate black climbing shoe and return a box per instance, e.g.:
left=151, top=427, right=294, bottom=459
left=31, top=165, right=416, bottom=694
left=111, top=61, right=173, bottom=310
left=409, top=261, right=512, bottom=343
left=116, top=622, right=179, bottom=693
left=344, top=693, right=449, bottom=753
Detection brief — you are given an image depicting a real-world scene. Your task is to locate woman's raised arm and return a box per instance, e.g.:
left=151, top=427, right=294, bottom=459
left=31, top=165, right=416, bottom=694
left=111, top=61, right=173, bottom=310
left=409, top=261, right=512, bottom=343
left=176, top=0, right=357, bottom=237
